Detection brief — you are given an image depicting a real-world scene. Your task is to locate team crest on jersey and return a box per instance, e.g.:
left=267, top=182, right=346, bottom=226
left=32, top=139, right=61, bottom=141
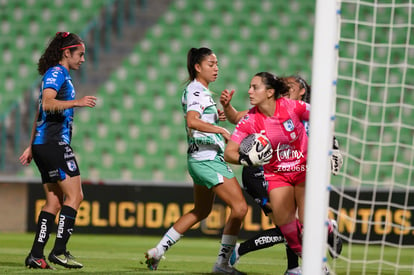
left=66, top=160, right=77, bottom=172
left=283, top=119, right=295, bottom=132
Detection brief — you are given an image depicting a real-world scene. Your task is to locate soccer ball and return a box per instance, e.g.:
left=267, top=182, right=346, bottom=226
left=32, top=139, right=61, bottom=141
left=239, top=133, right=273, bottom=166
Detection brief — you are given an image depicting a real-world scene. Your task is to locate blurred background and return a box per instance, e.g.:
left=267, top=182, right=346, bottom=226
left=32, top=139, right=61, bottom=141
left=0, top=0, right=317, bottom=183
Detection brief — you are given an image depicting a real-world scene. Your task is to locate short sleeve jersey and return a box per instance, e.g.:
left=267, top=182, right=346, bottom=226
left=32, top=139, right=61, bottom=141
left=181, top=80, right=225, bottom=161
left=33, top=65, right=75, bottom=145
left=231, top=97, right=310, bottom=174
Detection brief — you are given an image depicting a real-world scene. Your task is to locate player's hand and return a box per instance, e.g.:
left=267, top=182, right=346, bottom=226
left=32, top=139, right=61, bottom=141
left=220, top=89, right=235, bottom=107
left=19, top=146, right=33, bottom=166
left=77, top=96, right=97, bottom=108
left=331, top=149, right=343, bottom=175
left=218, top=109, right=226, bottom=121
left=220, top=127, right=231, bottom=143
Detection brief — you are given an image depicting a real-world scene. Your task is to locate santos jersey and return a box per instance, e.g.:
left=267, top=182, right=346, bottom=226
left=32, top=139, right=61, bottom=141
left=231, top=97, right=310, bottom=174
left=33, top=65, right=75, bottom=145
left=181, top=80, right=225, bottom=161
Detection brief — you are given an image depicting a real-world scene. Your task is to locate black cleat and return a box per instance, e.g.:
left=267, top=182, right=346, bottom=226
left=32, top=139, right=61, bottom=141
left=48, top=251, right=83, bottom=269
left=25, top=253, right=55, bottom=269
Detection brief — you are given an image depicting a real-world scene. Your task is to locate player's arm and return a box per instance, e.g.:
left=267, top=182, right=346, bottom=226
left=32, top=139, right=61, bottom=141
left=186, top=110, right=231, bottom=142
left=42, top=88, right=97, bottom=111
left=220, top=89, right=248, bottom=124
left=19, top=107, right=39, bottom=166
left=224, top=140, right=241, bottom=164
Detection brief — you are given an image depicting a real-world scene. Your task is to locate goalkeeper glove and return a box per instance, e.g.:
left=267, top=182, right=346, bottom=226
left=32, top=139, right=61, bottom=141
left=331, top=149, right=343, bottom=175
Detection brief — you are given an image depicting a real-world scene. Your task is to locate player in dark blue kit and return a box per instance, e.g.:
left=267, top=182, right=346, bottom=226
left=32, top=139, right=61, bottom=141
left=19, top=32, right=97, bottom=269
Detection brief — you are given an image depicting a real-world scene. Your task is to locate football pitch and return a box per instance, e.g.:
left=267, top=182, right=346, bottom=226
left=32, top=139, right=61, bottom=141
left=0, top=233, right=413, bottom=274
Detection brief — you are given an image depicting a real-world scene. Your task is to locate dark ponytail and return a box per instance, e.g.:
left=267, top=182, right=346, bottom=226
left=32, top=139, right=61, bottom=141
left=186, top=47, right=213, bottom=83
left=37, top=32, right=83, bottom=75
left=295, top=75, right=311, bottom=103
left=254, top=72, right=289, bottom=99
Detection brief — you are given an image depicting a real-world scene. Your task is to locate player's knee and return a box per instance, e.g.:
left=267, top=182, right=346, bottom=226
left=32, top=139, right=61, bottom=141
left=191, top=207, right=212, bottom=220
left=232, top=201, right=248, bottom=219
left=43, top=203, right=62, bottom=215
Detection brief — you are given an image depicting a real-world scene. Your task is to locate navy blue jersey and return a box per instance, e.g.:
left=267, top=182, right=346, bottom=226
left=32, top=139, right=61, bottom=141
left=33, top=65, right=75, bottom=145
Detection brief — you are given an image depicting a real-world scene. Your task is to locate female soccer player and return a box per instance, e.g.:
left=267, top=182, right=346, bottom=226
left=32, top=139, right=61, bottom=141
left=224, top=72, right=309, bottom=260
left=144, top=47, right=247, bottom=275
left=19, top=32, right=97, bottom=269
left=221, top=75, right=342, bottom=274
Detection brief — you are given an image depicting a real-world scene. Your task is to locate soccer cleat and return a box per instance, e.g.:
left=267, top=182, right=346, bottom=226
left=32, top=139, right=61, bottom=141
left=212, top=263, right=246, bottom=275
left=25, top=253, right=55, bottom=269
left=229, top=243, right=240, bottom=267
left=284, top=266, right=302, bottom=275
left=145, top=248, right=163, bottom=270
left=327, top=219, right=343, bottom=259
left=48, top=251, right=83, bottom=268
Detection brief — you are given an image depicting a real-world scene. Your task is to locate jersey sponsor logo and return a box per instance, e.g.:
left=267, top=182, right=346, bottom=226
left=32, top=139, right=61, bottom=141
left=45, top=77, right=57, bottom=85
left=283, top=119, right=295, bottom=132
left=188, top=101, right=199, bottom=108
left=37, top=218, right=48, bottom=243
left=254, top=235, right=284, bottom=246
left=48, top=169, right=59, bottom=178
left=66, top=160, right=77, bottom=172
left=57, top=215, right=65, bottom=238
left=275, top=143, right=304, bottom=161
left=193, top=91, right=200, bottom=96
left=64, top=152, right=75, bottom=159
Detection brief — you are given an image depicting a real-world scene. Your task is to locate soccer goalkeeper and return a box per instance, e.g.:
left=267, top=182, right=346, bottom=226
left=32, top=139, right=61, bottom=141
left=220, top=75, right=343, bottom=275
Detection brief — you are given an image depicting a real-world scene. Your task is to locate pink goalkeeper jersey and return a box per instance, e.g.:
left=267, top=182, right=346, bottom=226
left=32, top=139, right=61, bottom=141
left=231, top=97, right=310, bottom=178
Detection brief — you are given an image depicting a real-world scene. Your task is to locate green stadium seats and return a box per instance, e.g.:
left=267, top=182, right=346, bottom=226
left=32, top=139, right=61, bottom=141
left=5, top=0, right=410, bottom=185
left=0, top=0, right=106, bottom=118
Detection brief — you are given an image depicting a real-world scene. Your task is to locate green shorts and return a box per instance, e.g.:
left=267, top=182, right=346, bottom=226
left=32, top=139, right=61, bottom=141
left=188, top=155, right=235, bottom=189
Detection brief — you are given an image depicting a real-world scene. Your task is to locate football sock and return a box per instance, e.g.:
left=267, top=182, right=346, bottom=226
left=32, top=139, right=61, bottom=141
left=238, top=227, right=285, bottom=256
left=279, top=220, right=302, bottom=256
left=286, top=244, right=300, bottom=269
left=31, top=211, right=55, bottom=258
left=156, top=226, right=182, bottom=256
left=216, top=234, right=238, bottom=265
left=52, top=205, right=77, bottom=255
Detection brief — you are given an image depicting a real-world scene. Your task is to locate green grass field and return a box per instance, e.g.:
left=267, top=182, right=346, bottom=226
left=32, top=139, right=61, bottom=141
left=0, top=233, right=413, bottom=274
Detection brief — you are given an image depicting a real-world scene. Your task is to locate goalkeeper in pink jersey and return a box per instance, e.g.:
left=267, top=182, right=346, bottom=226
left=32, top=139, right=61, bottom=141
left=224, top=72, right=309, bottom=258
left=221, top=75, right=343, bottom=274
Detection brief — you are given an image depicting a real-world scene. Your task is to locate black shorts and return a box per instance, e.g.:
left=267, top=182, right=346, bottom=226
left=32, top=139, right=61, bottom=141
left=241, top=166, right=272, bottom=215
left=32, top=143, right=80, bottom=184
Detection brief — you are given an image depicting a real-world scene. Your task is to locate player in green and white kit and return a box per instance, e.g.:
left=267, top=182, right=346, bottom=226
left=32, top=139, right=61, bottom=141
left=183, top=78, right=234, bottom=187
left=144, top=47, right=247, bottom=275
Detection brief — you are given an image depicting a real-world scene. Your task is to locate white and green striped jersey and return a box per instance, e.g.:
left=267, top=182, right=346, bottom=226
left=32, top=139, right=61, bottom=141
left=181, top=80, right=225, bottom=161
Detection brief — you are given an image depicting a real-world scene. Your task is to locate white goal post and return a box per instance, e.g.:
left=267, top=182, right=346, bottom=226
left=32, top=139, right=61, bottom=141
left=304, top=0, right=414, bottom=274
left=302, top=0, right=339, bottom=274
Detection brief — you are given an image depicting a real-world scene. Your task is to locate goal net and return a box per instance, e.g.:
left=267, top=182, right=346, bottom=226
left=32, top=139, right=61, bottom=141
left=330, top=0, right=414, bottom=274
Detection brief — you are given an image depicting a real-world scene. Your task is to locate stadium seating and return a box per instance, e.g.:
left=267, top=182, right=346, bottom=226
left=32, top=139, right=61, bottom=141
left=68, top=0, right=319, bottom=181
left=0, top=0, right=107, bottom=112
left=3, top=0, right=411, bottom=186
